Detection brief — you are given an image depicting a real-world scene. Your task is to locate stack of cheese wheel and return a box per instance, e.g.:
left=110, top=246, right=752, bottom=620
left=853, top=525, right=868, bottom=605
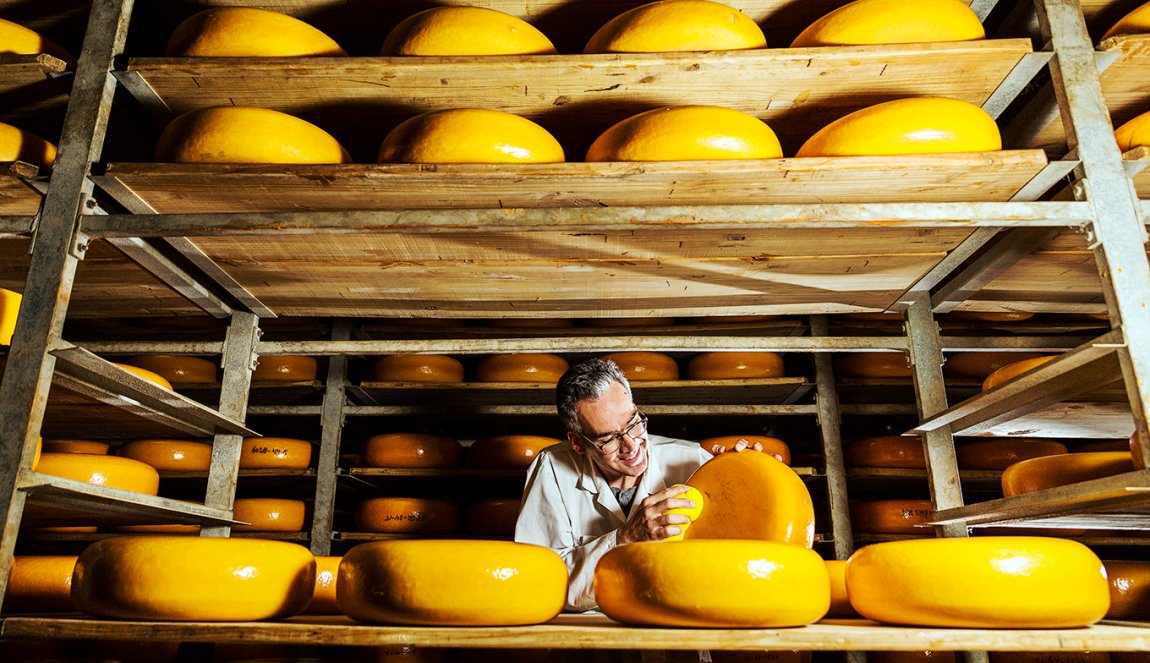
left=302, top=555, right=342, bottom=615
left=113, top=362, right=174, bottom=390
left=0, top=288, right=21, bottom=345
left=3, top=556, right=77, bottom=612
left=584, top=0, right=767, bottom=53
left=119, top=439, right=213, bottom=471
left=42, top=439, right=110, bottom=455
left=71, top=536, right=315, bottom=620
left=834, top=352, right=911, bottom=378
left=475, top=353, right=568, bottom=383
left=1104, top=559, right=1150, bottom=620
left=599, top=351, right=679, bottom=381
left=686, top=351, right=784, bottom=380
left=232, top=498, right=308, bottom=533
left=824, top=559, right=859, bottom=618
left=364, top=433, right=463, bottom=468
left=36, top=453, right=160, bottom=495
left=943, top=351, right=1046, bottom=380
left=379, top=109, right=565, bottom=164
left=850, top=499, right=933, bottom=535
left=469, top=435, right=559, bottom=469
left=594, top=540, right=829, bottom=627
left=239, top=437, right=313, bottom=469
left=982, top=355, right=1057, bottom=391
left=844, top=436, right=925, bottom=469
left=357, top=496, right=460, bottom=534
left=338, top=540, right=566, bottom=625
left=956, top=438, right=1068, bottom=470
left=698, top=435, right=791, bottom=465
left=253, top=355, right=318, bottom=381
left=381, top=6, right=556, bottom=55
left=791, top=0, right=983, bottom=46
left=466, top=498, right=522, bottom=537
left=1105, top=1, right=1150, bottom=39
left=157, top=107, right=350, bottom=165
left=370, top=354, right=464, bottom=382
left=126, top=354, right=217, bottom=383
left=1002, top=452, right=1136, bottom=496
left=846, top=537, right=1110, bottom=627
left=586, top=106, right=782, bottom=162
left=167, top=7, right=346, bottom=56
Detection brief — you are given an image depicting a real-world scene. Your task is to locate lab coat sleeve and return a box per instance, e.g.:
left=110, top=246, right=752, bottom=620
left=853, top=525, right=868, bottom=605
left=514, top=451, right=619, bottom=612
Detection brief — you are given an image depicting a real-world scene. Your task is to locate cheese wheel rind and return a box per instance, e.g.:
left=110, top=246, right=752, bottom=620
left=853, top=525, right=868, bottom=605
left=1001, top=451, right=1135, bottom=496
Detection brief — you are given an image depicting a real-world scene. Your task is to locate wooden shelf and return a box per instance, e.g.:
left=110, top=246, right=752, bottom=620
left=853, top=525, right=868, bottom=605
left=171, top=380, right=325, bottom=406
left=2, top=614, right=1148, bottom=651
left=158, top=469, right=316, bottom=480
left=0, top=53, right=72, bottom=129
left=846, top=467, right=1002, bottom=490
left=0, top=161, right=45, bottom=215
left=1125, top=146, right=1150, bottom=197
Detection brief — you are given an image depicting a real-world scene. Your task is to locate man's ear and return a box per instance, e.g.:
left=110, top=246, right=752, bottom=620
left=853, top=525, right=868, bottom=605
left=568, top=431, right=588, bottom=455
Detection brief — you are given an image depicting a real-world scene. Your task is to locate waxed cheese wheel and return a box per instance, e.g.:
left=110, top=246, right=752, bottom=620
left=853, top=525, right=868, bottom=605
left=240, top=437, right=313, bottom=469
left=35, top=453, right=160, bottom=495
left=370, top=354, right=464, bottom=382
left=850, top=500, right=933, bottom=534
left=303, top=555, right=342, bottom=615
left=356, top=496, right=460, bottom=534
left=1002, top=452, right=1136, bottom=496
left=844, top=436, right=924, bottom=469
left=698, top=435, right=791, bottom=465
left=594, top=540, right=829, bottom=627
left=363, top=433, right=463, bottom=469
left=253, top=355, right=317, bottom=381
left=338, top=539, right=566, bottom=625
left=846, top=537, right=1110, bottom=627
left=1104, top=559, right=1150, bottom=620
left=982, top=356, right=1056, bottom=391
left=599, top=351, right=679, bottom=381
left=126, top=354, right=217, bottom=383
left=475, top=353, right=569, bottom=383
left=956, top=438, right=1068, bottom=471
left=42, top=439, right=110, bottom=455
left=118, top=439, right=213, bottom=471
left=943, top=351, right=1046, bottom=380
left=71, top=536, right=315, bottom=620
left=232, top=498, right=308, bottom=532
left=4, top=556, right=77, bottom=612
left=468, top=435, right=559, bottom=469
left=686, top=351, right=784, bottom=380
left=113, top=362, right=174, bottom=390
left=824, top=559, right=858, bottom=618
left=834, top=352, right=911, bottom=378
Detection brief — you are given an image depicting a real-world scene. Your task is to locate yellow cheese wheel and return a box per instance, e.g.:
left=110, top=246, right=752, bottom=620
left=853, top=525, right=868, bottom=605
left=42, top=439, right=110, bottom=455
left=118, top=439, right=213, bottom=471
left=1002, top=452, right=1136, bottom=497
left=945, top=310, right=1035, bottom=323
left=796, top=98, right=1001, bottom=157
left=466, top=498, right=522, bottom=537
left=379, top=109, right=565, bottom=164
left=475, top=353, right=569, bottom=383
left=167, top=7, right=346, bottom=56
left=35, top=453, right=160, bottom=495
left=126, top=354, right=217, bottom=383
left=1104, top=1, right=1150, bottom=39
left=381, top=7, right=556, bottom=55
left=4, top=555, right=77, bottom=612
left=850, top=499, right=933, bottom=534
left=599, top=351, right=680, bottom=381
left=0, top=17, right=74, bottom=64
left=71, top=536, right=315, bottom=620
left=587, top=106, right=782, bottom=162
left=1116, top=110, right=1150, bottom=151
left=684, top=449, right=815, bottom=547
left=662, top=484, right=704, bottom=542
left=0, top=123, right=57, bottom=172
left=239, top=437, right=313, bottom=469
left=363, top=433, right=463, bottom=469
left=982, top=355, right=1057, bottom=391
left=685, top=351, right=785, bottom=380
left=869, top=654, right=956, bottom=663
left=943, top=351, right=1047, bottom=380
left=824, top=559, right=858, bottom=618
left=791, top=0, right=984, bottom=47
left=844, top=436, right=924, bottom=469
left=112, top=523, right=201, bottom=534
left=584, top=0, right=767, bottom=53
left=1104, top=559, right=1150, bottom=620
left=253, top=355, right=318, bottom=381
left=989, top=654, right=1111, bottom=663
left=846, top=537, right=1110, bottom=627
left=594, top=540, right=829, bottom=627
left=339, top=539, right=566, bottom=625
left=303, top=555, right=342, bottom=615
left=698, top=435, right=791, bottom=465
left=157, top=107, right=350, bottom=164
left=356, top=496, right=460, bottom=534
left=834, top=352, right=911, bottom=378
left=0, top=287, right=19, bottom=345
left=369, top=354, right=464, bottom=382
left=232, top=498, right=308, bottom=532
left=468, top=435, right=560, bottom=469
left=1134, top=434, right=1148, bottom=471
left=955, top=438, right=1069, bottom=471
left=112, top=362, right=174, bottom=390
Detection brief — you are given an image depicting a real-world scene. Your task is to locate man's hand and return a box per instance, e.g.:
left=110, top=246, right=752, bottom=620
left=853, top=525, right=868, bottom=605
left=705, top=438, right=765, bottom=454
left=616, top=484, right=699, bottom=545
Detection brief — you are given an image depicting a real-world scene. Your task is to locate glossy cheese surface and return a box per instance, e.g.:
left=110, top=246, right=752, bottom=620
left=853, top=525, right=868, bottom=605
left=338, top=539, right=566, bottom=625
left=112, top=363, right=174, bottom=390
left=584, top=0, right=767, bottom=53
left=943, top=351, right=1047, bottom=380
left=599, top=351, right=680, bottom=381
left=157, top=107, right=350, bottom=165
left=4, top=555, right=77, bottom=612
left=469, top=435, right=560, bottom=469
left=232, top=498, right=308, bottom=532
left=356, top=496, right=460, bottom=534
left=1104, top=559, right=1150, bottom=620
left=0, top=288, right=21, bottom=345
left=586, top=106, right=782, bottom=162
left=253, top=355, right=318, bottom=381
left=1001, top=451, right=1135, bottom=496
left=594, top=540, right=829, bottom=627
left=126, top=354, right=217, bottom=383
left=844, top=435, right=925, bottom=469
left=379, top=109, right=565, bottom=164
left=685, top=351, right=785, bottom=380
left=364, top=433, right=463, bottom=468
left=698, top=435, right=791, bottom=465
left=71, top=536, right=315, bottom=621
left=956, top=438, right=1069, bottom=471
left=824, top=559, right=858, bottom=618
left=240, top=437, right=313, bottom=469
left=42, top=439, right=110, bottom=455
left=833, top=352, right=911, bottom=378
left=850, top=499, right=933, bottom=534
left=475, top=353, right=569, bottom=383
left=118, top=439, right=213, bottom=471
left=303, top=555, right=342, bottom=615
left=982, top=356, right=1056, bottom=391
left=791, top=0, right=984, bottom=47
left=381, top=7, right=555, bottom=55
left=35, top=453, right=160, bottom=495
left=167, top=7, right=345, bottom=56
left=369, top=354, right=464, bottom=383
left=846, top=537, right=1110, bottom=627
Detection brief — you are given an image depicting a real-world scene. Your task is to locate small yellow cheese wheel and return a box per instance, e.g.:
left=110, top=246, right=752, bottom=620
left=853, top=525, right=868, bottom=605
left=586, top=106, right=782, bottom=162
left=0, top=123, right=57, bottom=172
left=584, top=0, right=767, bottom=53
left=126, top=354, right=217, bottom=383
left=253, top=355, right=318, bottom=381
left=118, top=439, right=213, bottom=471
left=232, top=498, right=308, bottom=532
left=338, top=539, right=567, bottom=625
left=465, top=498, right=523, bottom=537
left=791, top=0, right=984, bottom=47
left=698, top=435, right=791, bottom=465
left=303, top=555, right=342, bottom=615
left=379, top=109, right=564, bottom=164
left=797, top=98, right=1001, bottom=157
left=475, top=353, right=569, bottom=383
left=1104, top=559, right=1150, bottom=620
left=363, top=433, right=463, bottom=469
left=71, top=536, right=315, bottom=621
left=112, top=362, right=174, bottom=390
left=943, top=351, right=1047, bottom=380
left=381, top=6, right=556, bottom=56
left=369, top=354, right=464, bottom=382
left=468, top=435, right=560, bottom=469
left=982, top=356, right=1057, bottom=391
left=824, top=559, right=858, bottom=618
left=685, top=351, right=784, bottom=379
left=844, top=436, right=924, bottom=469
left=239, top=437, right=313, bottom=469
left=0, top=18, right=74, bottom=63
left=4, top=555, right=77, bottom=612
left=156, top=107, right=350, bottom=165
left=42, top=439, right=110, bottom=455
left=35, top=453, right=160, bottom=495
left=846, top=537, right=1110, bottom=627
left=956, top=438, right=1068, bottom=471
left=166, top=7, right=346, bottom=56
left=850, top=499, right=933, bottom=534
left=834, top=352, right=911, bottom=378
left=661, top=484, right=704, bottom=542
left=599, top=351, right=680, bottom=381
left=594, top=540, right=829, bottom=627
left=356, top=496, right=460, bottom=534
left=1002, top=451, right=1136, bottom=497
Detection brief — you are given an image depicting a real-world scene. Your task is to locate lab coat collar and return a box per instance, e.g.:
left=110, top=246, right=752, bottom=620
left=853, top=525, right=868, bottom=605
left=574, top=438, right=667, bottom=523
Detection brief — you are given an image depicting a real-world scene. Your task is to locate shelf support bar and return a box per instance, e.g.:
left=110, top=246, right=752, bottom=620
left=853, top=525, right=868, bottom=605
left=810, top=315, right=854, bottom=561
left=310, top=319, right=350, bottom=556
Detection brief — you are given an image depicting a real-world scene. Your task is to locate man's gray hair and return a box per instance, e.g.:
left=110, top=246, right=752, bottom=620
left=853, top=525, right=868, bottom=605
left=556, top=358, right=633, bottom=434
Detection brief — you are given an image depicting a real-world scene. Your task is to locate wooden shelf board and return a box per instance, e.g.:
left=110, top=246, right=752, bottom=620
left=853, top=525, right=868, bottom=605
left=0, top=161, right=44, bottom=215
left=230, top=531, right=310, bottom=541
left=158, top=469, right=316, bottom=479
left=356, top=318, right=809, bottom=339
left=0, top=55, right=71, bottom=127
left=3, top=614, right=1148, bottom=651
left=171, top=380, right=325, bottom=406
left=1125, top=146, right=1150, bottom=197
left=847, top=468, right=1002, bottom=488
left=959, top=400, right=1135, bottom=439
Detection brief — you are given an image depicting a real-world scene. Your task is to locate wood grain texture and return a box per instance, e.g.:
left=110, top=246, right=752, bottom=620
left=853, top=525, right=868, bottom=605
left=0, top=162, right=44, bottom=214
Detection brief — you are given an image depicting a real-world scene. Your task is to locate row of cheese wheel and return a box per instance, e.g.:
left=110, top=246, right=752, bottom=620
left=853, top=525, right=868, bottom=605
left=6, top=534, right=1146, bottom=626
left=835, top=350, right=1052, bottom=380
left=844, top=435, right=1134, bottom=471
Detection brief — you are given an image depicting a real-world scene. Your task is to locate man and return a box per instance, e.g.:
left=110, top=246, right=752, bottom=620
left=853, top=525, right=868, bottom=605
left=515, top=357, right=750, bottom=612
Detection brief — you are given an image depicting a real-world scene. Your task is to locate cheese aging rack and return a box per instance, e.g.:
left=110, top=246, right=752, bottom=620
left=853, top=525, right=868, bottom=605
left=1, top=0, right=1150, bottom=656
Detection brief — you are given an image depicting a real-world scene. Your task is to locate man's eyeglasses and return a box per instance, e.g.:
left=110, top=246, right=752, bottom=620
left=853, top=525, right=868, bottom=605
left=577, top=411, right=648, bottom=455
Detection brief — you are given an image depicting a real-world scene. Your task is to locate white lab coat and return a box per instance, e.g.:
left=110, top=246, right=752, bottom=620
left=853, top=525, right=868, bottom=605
left=514, top=435, right=713, bottom=612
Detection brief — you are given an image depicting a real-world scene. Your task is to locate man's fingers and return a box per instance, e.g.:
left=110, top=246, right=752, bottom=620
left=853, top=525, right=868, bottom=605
left=664, top=497, right=696, bottom=510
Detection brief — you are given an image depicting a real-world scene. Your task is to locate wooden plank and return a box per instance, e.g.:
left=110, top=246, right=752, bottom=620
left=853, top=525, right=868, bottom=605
left=123, top=39, right=1032, bottom=158
left=97, top=152, right=1049, bottom=212
left=3, top=614, right=1149, bottom=651
left=962, top=401, right=1135, bottom=438
left=0, top=162, right=42, bottom=215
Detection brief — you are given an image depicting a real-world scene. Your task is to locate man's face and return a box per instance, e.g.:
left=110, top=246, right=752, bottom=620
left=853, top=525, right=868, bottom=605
left=569, top=380, right=648, bottom=485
